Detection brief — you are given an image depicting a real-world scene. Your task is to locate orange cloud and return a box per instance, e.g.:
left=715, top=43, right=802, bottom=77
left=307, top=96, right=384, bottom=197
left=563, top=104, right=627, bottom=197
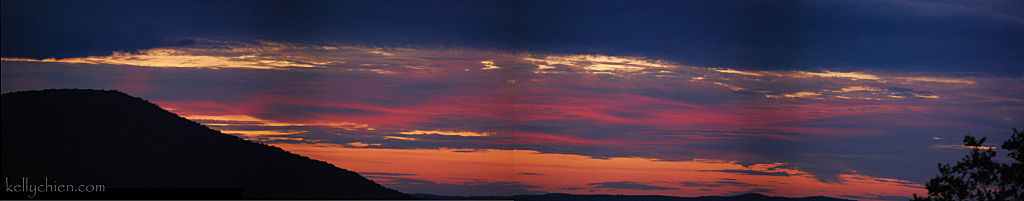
left=766, top=91, right=822, bottom=99
left=795, top=70, right=881, bottom=80
left=274, top=143, right=923, bottom=200
left=347, top=142, right=382, bottom=147
left=894, top=76, right=976, bottom=85
left=398, top=130, right=493, bottom=137
left=181, top=114, right=372, bottom=131
left=710, top=68, right=765, bottom=76
left=219, top=130, right=307, bottom=136
left=480, top=60, right=502, bottom=70
left=0, top=49, right=317, bottom=69
left=523, top=54, right=672, bottom=75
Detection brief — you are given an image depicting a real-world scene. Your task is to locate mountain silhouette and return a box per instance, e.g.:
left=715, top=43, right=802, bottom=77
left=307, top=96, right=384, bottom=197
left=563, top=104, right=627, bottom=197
left=415, top=193, right=853, bottom=201
left=1, top=89, right=415, bottom=199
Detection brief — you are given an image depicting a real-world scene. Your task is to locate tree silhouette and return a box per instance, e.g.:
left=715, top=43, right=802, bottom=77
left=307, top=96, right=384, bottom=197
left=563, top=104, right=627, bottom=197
left=911, top=128, right=1024, bottom=201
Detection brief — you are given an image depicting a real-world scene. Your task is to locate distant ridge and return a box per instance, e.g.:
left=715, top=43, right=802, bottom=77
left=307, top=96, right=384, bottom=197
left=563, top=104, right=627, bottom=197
left=414, top=193, right=854, bottom=201
left=1, top=89, right=415, bottom=199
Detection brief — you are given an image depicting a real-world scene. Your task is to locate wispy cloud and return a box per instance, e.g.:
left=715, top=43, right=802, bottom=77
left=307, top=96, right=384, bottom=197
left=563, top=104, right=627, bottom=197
left=680, top=180, right=758, bottom=187
left=360, top=172, right=417, bottom=176
left=0, top=42, right=333, bottom=69
left=588, top=181, right=679, bottom=190
left=706, top=169, right=792, bottom=177
left=894, top=76, right=977, bottom=85
left=398, top=130, right=493, bottom=137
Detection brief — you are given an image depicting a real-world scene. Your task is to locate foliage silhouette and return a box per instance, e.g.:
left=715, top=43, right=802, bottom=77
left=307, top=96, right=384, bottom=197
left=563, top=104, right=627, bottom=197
left=911, top=129, right=1024, bottom=201
left=0, top=89, right=415, bottom=199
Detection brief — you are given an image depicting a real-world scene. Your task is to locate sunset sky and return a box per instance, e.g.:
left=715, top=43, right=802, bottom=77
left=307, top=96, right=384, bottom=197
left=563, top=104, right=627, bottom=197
left=2, top=1, right=1023, bottom=201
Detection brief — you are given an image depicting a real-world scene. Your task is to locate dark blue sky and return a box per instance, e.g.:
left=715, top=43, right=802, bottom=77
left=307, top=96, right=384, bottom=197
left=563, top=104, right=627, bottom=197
left=3, top=0, right=1022, bottom=74
left=3, top=1, right=1024, bottom=198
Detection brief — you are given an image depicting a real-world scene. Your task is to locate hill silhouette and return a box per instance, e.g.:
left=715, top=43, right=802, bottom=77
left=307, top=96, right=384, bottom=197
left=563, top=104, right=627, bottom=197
left=415, top=193, right=853, bottom=201
left=0, top=89, right=415, bottom=199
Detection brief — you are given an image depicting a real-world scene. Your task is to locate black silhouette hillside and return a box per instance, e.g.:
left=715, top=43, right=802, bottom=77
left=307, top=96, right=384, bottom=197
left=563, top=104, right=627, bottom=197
left=416, top=193, right=853, bottom=201
left=1, top=89, right=415, bottom=199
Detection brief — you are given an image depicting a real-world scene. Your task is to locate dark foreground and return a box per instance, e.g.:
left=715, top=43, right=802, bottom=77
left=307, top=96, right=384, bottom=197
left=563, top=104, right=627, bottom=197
left=1, top=89, right=414, bottom=199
